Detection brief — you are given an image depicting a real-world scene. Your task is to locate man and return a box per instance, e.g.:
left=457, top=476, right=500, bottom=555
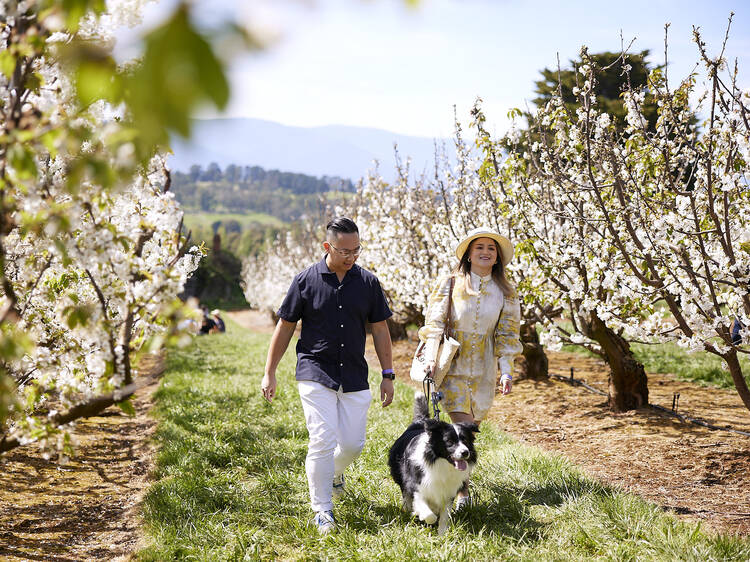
left=261, top=217, right=395, bottom=534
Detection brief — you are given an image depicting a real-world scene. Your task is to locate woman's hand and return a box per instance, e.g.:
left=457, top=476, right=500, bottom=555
left=500, top=374, right=513, bottom=395
left=427, top=361, right=436, bottom=378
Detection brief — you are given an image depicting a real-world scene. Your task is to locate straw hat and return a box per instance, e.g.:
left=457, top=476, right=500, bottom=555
left=454, top=227, right=514, bottom=266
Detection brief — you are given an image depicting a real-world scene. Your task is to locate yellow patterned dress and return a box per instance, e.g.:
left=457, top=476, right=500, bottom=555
left=418, top=272, right=522, bottom=421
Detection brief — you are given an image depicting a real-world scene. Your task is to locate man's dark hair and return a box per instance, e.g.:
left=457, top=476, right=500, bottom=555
left=326, top=217, right=359, bottom=239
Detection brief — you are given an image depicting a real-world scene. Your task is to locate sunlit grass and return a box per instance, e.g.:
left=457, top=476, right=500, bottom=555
left=630, top=341, right=750, bottom=389
left=137, top=319, right=750, bottom=561
left=554, top=321, right=749, bottom=389
left=183, top=211, right=284, bottom=231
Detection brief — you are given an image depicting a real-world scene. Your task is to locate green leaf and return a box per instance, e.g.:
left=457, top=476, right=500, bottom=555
left=40, top=129, right=63, bottom=157
left=25, top=71, right=43, bottom=94
left=62, top=0, right=107, bottom=32
left=126, top=4, right=229, bottom=151
left=63, top=304, right=93, bottom=329
left=0, top=328, right=33, bottom=362
left=115, top=397, right=136, bottom=417
left=75, top=58, right=122, bottom=105
left=54, top=238, right=73, bottom=267
left=0, top=50, right=16, bottom=80
left=8, top=144, right=37, bottom=179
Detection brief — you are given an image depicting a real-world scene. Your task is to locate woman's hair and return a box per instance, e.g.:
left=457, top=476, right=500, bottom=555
left=454, top=238, right=515, bottom=297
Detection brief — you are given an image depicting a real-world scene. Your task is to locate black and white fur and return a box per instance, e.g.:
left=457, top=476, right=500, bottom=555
left=388, top=393, right=479, bottom=534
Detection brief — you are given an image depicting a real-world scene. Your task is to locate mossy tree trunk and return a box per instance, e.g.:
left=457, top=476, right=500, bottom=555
left=584, top=314, right=648, bottom=412
left=518, top=321, right=549, bottom=380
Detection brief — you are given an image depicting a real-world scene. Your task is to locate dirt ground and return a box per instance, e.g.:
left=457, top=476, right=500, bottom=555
left=0, top=353, right=164, bottom=561
left=1, top=311, right=748, bottom=562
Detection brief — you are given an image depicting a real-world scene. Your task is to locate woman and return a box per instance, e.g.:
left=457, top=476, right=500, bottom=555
left=419, top=227, right=522, bottom=509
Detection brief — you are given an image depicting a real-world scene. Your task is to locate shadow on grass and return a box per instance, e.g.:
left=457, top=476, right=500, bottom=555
left=339, top=481, right=548, bottom=543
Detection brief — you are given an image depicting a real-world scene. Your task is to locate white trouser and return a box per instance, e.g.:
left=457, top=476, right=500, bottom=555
left=297, top=380, right=372, bottom=512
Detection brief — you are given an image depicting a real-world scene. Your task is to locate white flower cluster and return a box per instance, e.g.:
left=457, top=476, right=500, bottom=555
left=1, top=0, right=201, bottom=452
left=502, top=45, right=750, bottom=402
left=5, top=155, right=201, bottom=447
left=241, top=213, right=330, bottom=318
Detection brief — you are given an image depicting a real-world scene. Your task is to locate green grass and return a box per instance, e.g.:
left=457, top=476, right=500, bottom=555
left=553, top=322, right=749, bottom=389
left=630, top=341, right=750, bottom=389
left=183, top=211, right=284, bottom=231
left=560, top=340, right=750, bottom=390
left=138, top=319, right=750, bottom=561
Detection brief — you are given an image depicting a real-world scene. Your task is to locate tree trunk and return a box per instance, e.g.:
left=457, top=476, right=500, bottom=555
left=724, top=350, right=750, bottom=412
left=518, top=321, right=549, bottom=379
left=386, top=317, right=408, bottom=340
left=587, top=314, right=648, bottom=412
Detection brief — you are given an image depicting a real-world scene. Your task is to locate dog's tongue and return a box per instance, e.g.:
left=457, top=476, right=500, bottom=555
left=453, top=459, right=468, bottom=471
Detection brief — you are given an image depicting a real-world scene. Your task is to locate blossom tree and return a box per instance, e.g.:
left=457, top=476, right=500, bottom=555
left=490, top=23, right=750, bottom=411
left=0, top=0, right=240, bottom=455
left=241, top=215, right=327, bottom=321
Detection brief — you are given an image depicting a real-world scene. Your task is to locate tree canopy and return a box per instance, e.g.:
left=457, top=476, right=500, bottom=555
left=531, top=50, right=660, bottom=132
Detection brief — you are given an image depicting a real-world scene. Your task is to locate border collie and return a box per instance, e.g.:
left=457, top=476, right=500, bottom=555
left=388, top=393, right=479, bottom=534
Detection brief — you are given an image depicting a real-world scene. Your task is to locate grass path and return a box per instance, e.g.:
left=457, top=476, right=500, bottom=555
left=137, top=319, right=750, bottom=561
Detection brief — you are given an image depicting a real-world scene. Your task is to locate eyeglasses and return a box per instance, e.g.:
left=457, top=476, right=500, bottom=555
left=328, top=243, right=363, bottom=258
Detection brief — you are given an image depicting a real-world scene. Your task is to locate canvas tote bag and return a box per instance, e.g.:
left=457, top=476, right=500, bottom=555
left=410, top=276, right=460, bottom=388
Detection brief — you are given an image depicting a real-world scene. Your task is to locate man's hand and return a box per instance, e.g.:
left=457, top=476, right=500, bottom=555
left=380, top=378, right=394, bottom=407
left=261, top=319, right=297, bottom=404
left=261, top=372, right=277, bottom=403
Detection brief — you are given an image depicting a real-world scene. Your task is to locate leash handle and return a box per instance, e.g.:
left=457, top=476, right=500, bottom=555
left=422, top=375, right=443, bottom=420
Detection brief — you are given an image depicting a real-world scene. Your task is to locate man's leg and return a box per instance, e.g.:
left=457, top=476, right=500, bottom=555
left=298, top=381, right=338, bottom=513
left=333, top=386, right=372, bottom=478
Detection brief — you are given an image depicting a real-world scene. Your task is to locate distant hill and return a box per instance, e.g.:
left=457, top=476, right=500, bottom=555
left=167, top=118, right=452, bottom=181
left=172, top=163, right=354, bottom=260
left=171, top=164, right=354, bottom=220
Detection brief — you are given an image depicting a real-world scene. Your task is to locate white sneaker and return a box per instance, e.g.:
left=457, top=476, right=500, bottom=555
left=312, top=510, right=336, bottom=534
left=332, top=473, right=345, bottom=499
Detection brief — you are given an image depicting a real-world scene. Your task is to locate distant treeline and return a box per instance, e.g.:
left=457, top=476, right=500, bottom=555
left=171, top=163, right=355, bottom=221
left=176, top=163, right=353, bottom=307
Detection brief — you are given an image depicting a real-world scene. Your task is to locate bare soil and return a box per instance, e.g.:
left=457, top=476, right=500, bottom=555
left=1, top=310, right=747, bottom=562
left=0, top=353, right=164, bottom=561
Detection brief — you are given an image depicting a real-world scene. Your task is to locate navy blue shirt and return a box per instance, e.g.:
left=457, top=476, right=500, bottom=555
left=277, top=257, right=392, bottom=392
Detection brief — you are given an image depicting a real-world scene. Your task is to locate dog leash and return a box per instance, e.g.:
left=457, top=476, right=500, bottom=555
left=422, top=375, right=444, bottom=420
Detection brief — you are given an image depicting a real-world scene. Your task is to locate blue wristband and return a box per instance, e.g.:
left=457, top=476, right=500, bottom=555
left=382, top=368, right=394, bottom=375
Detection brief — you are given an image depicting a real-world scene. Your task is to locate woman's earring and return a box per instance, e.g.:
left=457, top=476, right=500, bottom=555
left=468, top=258, right=471, bottom=262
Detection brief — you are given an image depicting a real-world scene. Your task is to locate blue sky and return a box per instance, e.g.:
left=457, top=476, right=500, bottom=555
left=117, top=0, right=750, bottom=139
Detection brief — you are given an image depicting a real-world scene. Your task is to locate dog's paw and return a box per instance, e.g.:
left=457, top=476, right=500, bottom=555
left=420, top=512, right=438, bottom=525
